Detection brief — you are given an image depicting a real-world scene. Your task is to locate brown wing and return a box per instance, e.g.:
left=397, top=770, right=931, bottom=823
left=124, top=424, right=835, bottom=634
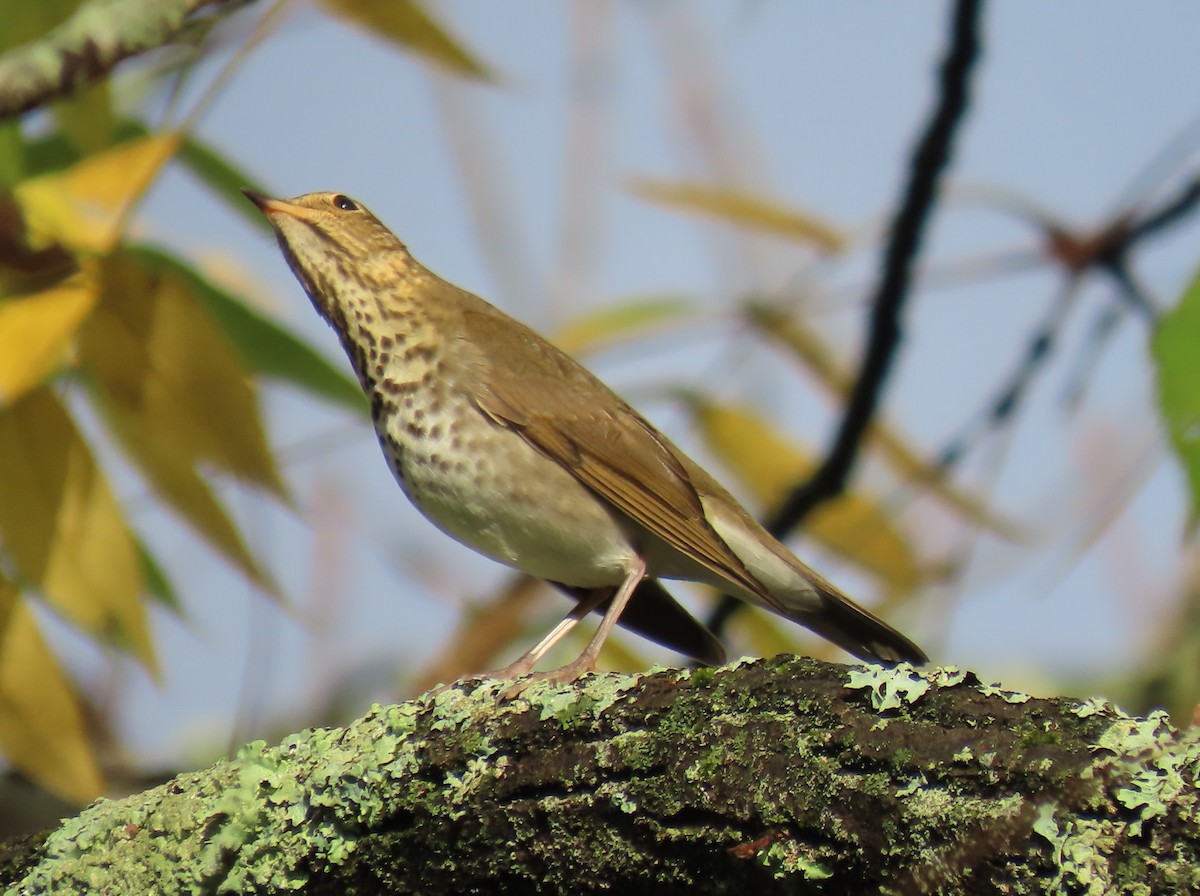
left=456, top=306, right=771, bottom=604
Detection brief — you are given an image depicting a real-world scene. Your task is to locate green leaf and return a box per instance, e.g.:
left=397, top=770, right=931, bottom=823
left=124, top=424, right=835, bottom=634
left=0, top=0, right=81, bottom=53
left=320, top=0, right=493, bottom=81
left=20, top=119, right=272, bottom=237
left=135, top=536, right=183, bottom=614
left=175, top=135, right=274, bottom=236
left=16, top=131, right=183, bottom=253
left=54, top=79, right=115, bottom=155
left=0, top=121, right=25, bottom=186
left=130, top=246, right=365, bottom=414
left=89, top=250, right=286, bottom=493
left=1153, top=269, right=1200, bottom=523
left=18, top=119, right=146, bottom=179
left=78, top=251, right=285, bottom=592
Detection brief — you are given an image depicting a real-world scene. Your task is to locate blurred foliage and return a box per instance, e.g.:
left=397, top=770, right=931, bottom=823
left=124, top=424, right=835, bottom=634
left=629, top=179, right=846, bottom=253
left=319, top=0, right=492, bottom=81
left=0, top=0, right=1197, bottom=823
left=0, top=0, right=485, bottom=806
left=1111, top=556, right=1200, bottom=726
left=1154, top=267, right=1200, bottom=524
left=553, top=294, right=697, bottom=357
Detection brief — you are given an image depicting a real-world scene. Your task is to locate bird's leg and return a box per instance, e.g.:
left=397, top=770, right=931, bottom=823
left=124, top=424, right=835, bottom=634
left=488, top=583, right=614, bottom=679
left=520, top=556, right=648, bottom=688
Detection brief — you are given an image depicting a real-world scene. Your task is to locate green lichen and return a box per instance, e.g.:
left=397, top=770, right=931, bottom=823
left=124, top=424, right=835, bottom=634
left=1023, top=707, right=1200, bottom=894
left=930, top=666, right=969, bottom=688
left=8, top=656, right=1199, bottom=895
left=1094, top=711, right=1200, bottom=836
left=7, top=686, right=516, bottom=894
left=1072, top=696, right=1114, bottom=719
left=1033, top=807, right=1124, bottom=896
left=521, top=671, right=641, bottom=726
left=950, top=745, right=974, bottom=763
left=1017, top=726, right=1061, bottom=749
left=758, top=840, right=833, bottom=881
left=978, top=682, right=1031, bottom=704
left=845, top=662, right=930, bottom=711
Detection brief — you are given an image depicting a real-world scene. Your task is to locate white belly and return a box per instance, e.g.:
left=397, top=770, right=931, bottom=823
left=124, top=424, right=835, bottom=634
left=377, top=415, right=638, bottom=588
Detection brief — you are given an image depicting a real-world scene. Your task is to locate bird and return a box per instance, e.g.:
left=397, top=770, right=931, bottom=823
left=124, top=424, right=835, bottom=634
left=243, top=189, right=927, bottom=683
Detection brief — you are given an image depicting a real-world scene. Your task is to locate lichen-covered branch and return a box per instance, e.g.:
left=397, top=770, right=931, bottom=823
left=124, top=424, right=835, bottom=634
left=2, top=657, right=1198, bottom=895
left=0, top=0, right=241, bottom=121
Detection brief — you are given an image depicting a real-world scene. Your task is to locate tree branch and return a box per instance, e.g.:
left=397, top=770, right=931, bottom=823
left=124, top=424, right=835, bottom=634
left=708, top=0, right=984, bottom=638
left=3, top=657, right=1197, bottom=894
left=768, top=0, right=983, bottom=536
left=0, top=0, right=241, bottom=121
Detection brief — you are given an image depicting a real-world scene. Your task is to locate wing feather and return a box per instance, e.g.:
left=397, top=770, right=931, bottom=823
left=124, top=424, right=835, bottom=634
left=459, top=306, right=772, bottom=604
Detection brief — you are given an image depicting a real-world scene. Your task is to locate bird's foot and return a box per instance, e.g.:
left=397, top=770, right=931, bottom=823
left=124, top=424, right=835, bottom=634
left=495, top=655, right=598, bottom=699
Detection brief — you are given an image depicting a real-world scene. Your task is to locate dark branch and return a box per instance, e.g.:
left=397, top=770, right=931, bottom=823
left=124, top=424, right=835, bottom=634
left=768, top=0, right=983, bottom=534
left=930, top=171, right=1200, bottom=472
left=710, top=0, right=984, bottom=637
left=933, top=279, right=1076, bottom=471
left=1126, top=175, right=1200, bottom=247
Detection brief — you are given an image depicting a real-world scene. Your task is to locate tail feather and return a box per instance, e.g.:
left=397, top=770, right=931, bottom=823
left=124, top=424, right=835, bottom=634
left=698, top=497, right=925, bottom=665
left=801, top=587, right=928, bottom=666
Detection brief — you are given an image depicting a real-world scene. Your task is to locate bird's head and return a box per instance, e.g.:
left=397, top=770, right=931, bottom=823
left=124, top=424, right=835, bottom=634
left=242, top=189, right=415, bottom=326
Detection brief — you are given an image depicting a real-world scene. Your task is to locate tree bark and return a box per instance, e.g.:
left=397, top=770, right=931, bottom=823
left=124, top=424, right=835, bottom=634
left=0, top=0, right=242, bottom=121
left=2, top=656, right=1198, bottom=895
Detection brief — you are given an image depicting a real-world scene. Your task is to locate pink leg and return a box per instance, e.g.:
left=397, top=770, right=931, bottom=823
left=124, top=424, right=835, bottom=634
left=505, top=556, right=647, bottom=691
left=488, top=584, right=614, bottom=679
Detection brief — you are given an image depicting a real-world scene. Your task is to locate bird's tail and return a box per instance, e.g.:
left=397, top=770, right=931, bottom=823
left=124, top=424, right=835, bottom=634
left=800, top=583, right=928, bottom=666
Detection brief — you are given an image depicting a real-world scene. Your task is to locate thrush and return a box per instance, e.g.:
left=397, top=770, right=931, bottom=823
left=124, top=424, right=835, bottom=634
left=243, top=189, right=927, bottom=681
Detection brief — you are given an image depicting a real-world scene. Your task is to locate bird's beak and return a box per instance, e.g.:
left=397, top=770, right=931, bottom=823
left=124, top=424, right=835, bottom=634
left=240, top=188, right=318, bottom=223
left=240, top=187, right=275, bottom=212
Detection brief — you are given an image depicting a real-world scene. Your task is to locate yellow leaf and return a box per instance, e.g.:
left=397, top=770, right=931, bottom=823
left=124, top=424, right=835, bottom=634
left=0, top=388, right=154, bottom=667
left=87, top=252, right=287, bottom=495
left=746, top=302, right=1024, bottom=540
left=688, top=397, right=922, bottom=589
left=553, top=295, right=696, bottom=356
left=744, top=301, right=847, bottom=390
left=15, top=132, right=182, bottom=253
left=78, top=252, right=283, bottom=590
left=0, top=272, right=97, bottom=405
left=629, top=179, right=846, bottom=253
left=0, top=580, right=104, bottom=805
left=321, top=0, right=493, bottom=80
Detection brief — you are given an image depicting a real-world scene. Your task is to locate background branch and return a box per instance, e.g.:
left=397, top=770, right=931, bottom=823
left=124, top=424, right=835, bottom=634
left=710, top=0, right=984, bottom=637
left=0, top=0, right=241, bottom=121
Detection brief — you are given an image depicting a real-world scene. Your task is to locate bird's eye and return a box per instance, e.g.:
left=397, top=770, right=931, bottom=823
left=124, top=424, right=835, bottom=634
left=332, top=194, right=358, bottom=211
